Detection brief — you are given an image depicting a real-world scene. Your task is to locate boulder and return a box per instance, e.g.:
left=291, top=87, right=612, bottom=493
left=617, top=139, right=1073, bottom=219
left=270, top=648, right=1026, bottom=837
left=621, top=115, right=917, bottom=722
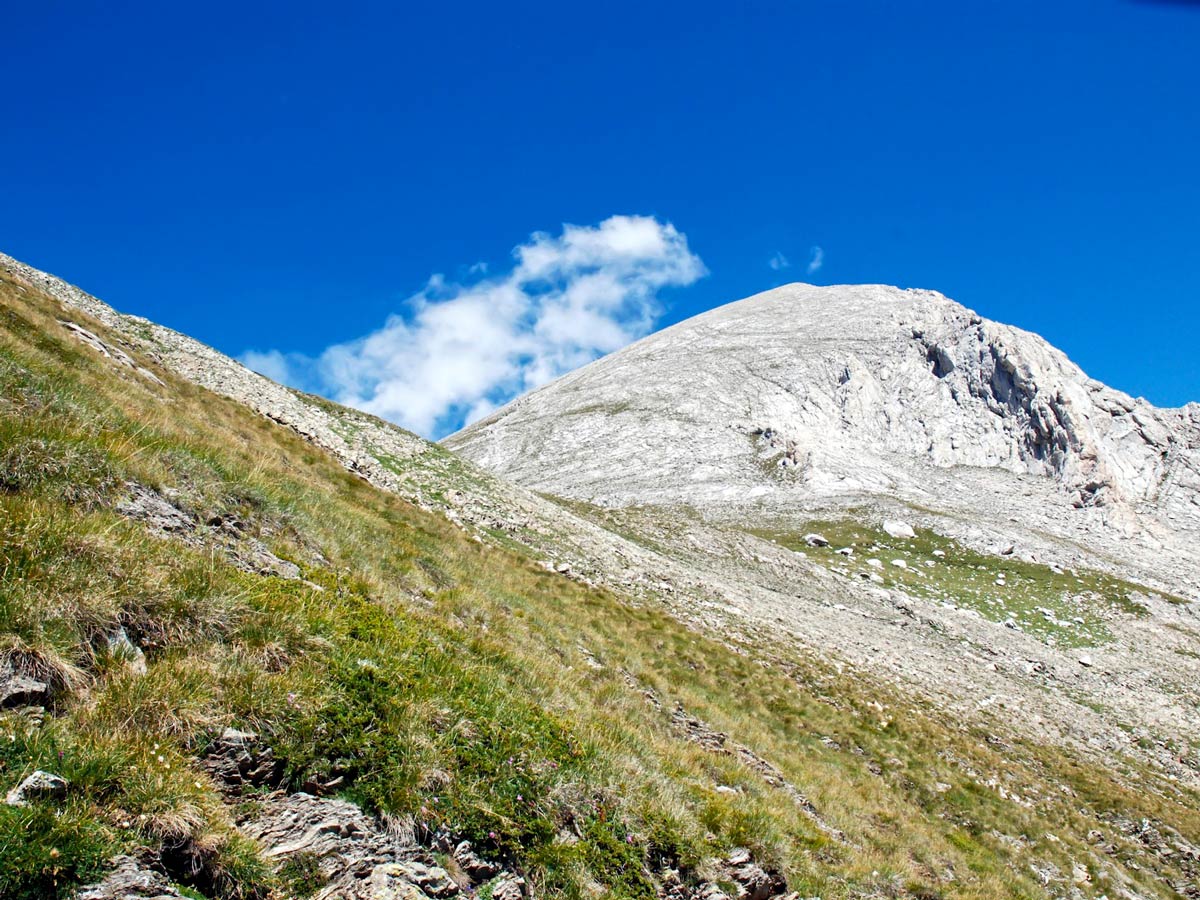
left=0, top=658, right=49, bottom=709
left=116, top=482, right=194, bottom=534
left=803, top=533, right=829, bottom=547
left=5, top=770, right=69, bottom=806
left=882, top=520, right=915, bottom=539
left=730, top=861, right=787, bottom=900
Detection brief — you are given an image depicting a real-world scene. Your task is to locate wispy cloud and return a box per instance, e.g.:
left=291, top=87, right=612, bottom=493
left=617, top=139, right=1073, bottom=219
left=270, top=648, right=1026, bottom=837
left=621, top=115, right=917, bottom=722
left=240, top=215, right=706, bottom=438
left=806, top=245, right=825, bottom=275
left=768, top=251, right=790, bottom=271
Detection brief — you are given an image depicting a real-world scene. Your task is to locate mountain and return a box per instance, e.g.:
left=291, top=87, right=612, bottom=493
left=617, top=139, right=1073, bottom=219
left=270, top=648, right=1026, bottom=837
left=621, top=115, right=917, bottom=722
left=448, top=282, right=1200, bottom=588
left=2, top=253, right=1198, bottom=900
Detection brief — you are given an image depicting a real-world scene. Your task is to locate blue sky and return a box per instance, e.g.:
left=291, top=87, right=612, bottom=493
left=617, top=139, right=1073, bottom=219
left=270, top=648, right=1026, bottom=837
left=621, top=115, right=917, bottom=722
left=3, top=1, right=1198, bottom=436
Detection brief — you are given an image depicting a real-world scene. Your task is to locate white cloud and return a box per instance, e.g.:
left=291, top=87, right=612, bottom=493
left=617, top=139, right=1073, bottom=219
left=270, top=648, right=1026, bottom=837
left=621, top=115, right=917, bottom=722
left=240, top=349, right=296, bottom=385
left=806, top=245, right=825, bottom=275
left=240, top=215, right=705, bottom=438
left=768, top=251, right=789, bottom=271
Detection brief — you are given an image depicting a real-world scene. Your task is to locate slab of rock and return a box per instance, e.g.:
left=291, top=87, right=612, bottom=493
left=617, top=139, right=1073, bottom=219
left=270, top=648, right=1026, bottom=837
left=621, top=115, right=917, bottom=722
left=240, top=792, right=514, bottom=899
left=117, top=482, right=194, bottom=535
left=387, top=860, right=458, bottom=897
left=77, top=856, right=187, bottom=900
left=883, top=520, right=916, bottom=539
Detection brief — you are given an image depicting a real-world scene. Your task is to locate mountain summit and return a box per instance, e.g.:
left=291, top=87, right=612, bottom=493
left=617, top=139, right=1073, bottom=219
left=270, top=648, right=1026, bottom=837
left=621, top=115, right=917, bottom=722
left=449, top=283, right=1199, bottom=510
left=448, top=283, right=1200, bottom=585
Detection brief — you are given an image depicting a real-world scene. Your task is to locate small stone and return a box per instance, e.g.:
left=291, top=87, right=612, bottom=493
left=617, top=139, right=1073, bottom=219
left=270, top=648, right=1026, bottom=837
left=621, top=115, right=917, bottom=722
left=105, top=628, right=147, bottom=675
left=866, top=558, right=883, bottom=569
left=803, top=533, right=829, bottom=547
left=891, top=559, right=907, bottom=569
left=0, top=660, right=49, bottom=709
left=5, top=770, right=69, bottom=806
left=1077, top=654, right=1093, bottom=668
left=883, top=520, right=915, bottom=539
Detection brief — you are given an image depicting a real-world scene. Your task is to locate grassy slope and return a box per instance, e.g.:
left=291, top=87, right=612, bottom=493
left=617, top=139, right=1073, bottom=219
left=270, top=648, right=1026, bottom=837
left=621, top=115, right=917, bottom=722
left=755, top=520, right=1182, bottom=649
left=1, top=273, right=1198, bottom=900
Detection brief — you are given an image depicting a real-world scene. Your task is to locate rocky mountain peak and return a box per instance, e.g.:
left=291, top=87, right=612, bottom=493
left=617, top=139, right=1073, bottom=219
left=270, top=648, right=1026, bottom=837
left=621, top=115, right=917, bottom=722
left=448, top=282, right=1200, bottom=563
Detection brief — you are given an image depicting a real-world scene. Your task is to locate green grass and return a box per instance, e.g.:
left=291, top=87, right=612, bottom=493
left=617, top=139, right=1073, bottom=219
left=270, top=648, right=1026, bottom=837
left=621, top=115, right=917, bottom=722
left=755, top=519, right=1176, bottom=647
left=1, top=270, right=1198, bottom=899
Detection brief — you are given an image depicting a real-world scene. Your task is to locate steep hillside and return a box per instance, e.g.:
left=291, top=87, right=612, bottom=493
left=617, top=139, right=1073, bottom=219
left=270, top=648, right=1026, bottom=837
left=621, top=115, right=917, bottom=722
left=2, top=257, right=1199, bottom=900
